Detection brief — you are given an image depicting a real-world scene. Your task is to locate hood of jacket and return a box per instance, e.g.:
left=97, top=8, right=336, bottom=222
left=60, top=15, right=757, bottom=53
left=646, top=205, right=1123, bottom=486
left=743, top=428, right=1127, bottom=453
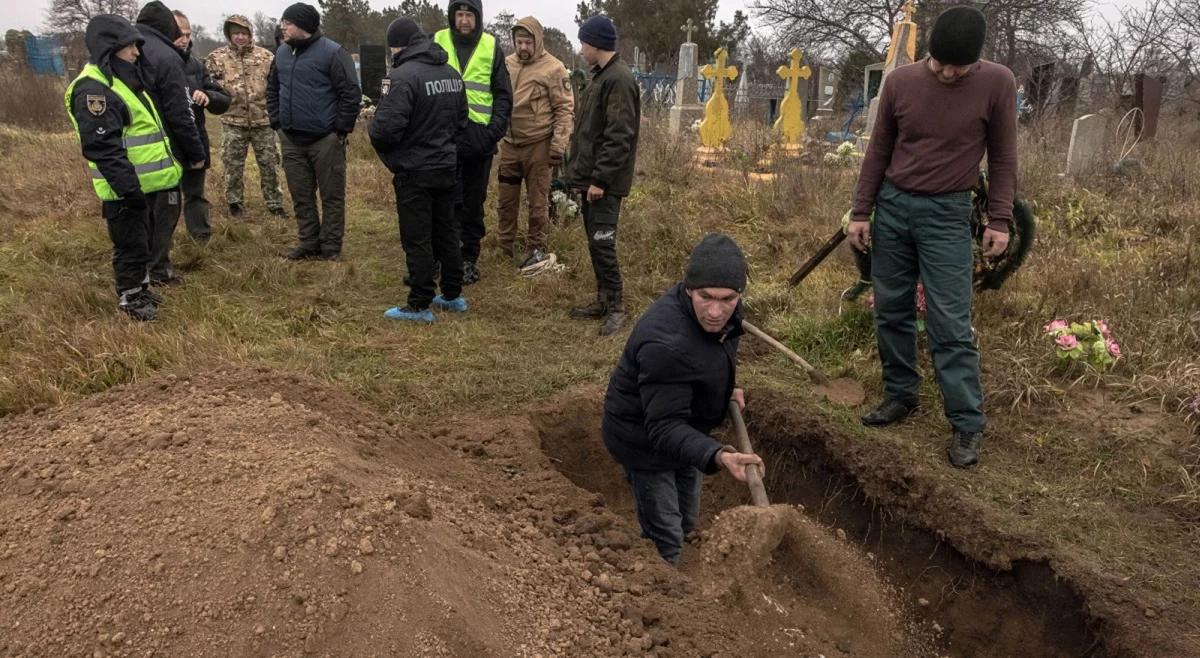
left=392, top=33, right=448, bottom=68
left=511, top=16, right=545, bottom=62
left=86, top=14, right=145, bottom=72
left=136, top=1, right=182, bottom=42
left=446, top=0, right=482, bottom=45
left=223, top=14, right=256, bottom=52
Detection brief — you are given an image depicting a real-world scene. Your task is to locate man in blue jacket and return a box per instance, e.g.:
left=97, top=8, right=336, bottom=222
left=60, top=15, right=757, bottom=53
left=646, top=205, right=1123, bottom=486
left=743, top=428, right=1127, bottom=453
left=267, top=2, right=362, bottom=261
left=602, top=234, right=764, bottom=565
left=369, top=18, right=469, bottom=324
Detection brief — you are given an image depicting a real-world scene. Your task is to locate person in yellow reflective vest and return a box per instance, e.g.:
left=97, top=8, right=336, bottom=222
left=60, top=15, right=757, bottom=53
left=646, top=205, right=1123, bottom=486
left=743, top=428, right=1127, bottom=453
left=65, top=15, right=183, bottom=321
left=433, top=0, right=512, bottom=285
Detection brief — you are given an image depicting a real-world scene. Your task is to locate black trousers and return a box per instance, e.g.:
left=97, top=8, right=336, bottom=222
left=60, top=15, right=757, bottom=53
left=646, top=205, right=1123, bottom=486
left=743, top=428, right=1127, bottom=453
left=147, top=187, right=181, bottom=281
left=180, top=167, right=211, bottom=240
left=281, top=132, right=347, bottom=256
left=395, top=169, right=463, bottom=310
left=102, top=198, right=152, bottom=296
left=581, top=194, right=623, bottom=294
left=456, top=154, right=493, bottom=264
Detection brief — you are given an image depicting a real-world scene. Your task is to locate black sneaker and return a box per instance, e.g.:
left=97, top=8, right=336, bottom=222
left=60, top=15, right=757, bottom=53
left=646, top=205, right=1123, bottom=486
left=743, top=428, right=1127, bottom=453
left=860, top=399, right=918, bottom=427
left=149, top=272, right=184, bottom=287
left=948, top=431, right=983, bottom=469
left=570, top=292, right=607, bottom=320
left=463, top=261, right=481, bottom=285
left=119, top=291, right=158, bottom=322
left=229, top=202, right=245, bottom=217
left=143, top=288, right=164, bottom=305
left=319, top=251, right=341, bottom=261
left=284, top=247, right=320, bottom=261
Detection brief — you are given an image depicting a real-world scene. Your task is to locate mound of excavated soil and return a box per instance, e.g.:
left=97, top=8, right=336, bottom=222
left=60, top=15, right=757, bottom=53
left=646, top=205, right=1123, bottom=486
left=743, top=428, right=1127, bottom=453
left=0, top=367, right=929, bottom=657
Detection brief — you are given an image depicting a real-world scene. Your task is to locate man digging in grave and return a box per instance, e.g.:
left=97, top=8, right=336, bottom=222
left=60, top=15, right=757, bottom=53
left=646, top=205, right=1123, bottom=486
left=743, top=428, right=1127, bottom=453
left=849, top=6, right=1018, bottom=469
left=602, top=234, right=764, bottom=565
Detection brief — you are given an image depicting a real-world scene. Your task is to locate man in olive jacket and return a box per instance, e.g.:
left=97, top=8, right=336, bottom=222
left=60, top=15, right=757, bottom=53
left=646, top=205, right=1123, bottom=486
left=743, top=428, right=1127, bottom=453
left=564, top=14, right=640, bottom=337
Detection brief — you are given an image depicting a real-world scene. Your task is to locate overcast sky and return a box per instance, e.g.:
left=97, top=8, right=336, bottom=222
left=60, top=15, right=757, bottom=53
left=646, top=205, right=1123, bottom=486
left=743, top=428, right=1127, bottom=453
left=6, top=0, right=1142, bottom=46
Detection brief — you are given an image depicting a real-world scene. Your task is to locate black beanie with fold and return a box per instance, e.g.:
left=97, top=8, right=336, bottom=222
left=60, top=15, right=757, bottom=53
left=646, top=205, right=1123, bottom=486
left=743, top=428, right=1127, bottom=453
left=684, top=234, right=748, bottom=293
left=928, top=6, right=987, bottom=66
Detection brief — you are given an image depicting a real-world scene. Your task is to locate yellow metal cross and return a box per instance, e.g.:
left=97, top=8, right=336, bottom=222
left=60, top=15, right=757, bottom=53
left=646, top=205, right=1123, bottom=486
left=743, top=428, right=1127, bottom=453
left=699, top=48, right=738, bottom=148
left=775, top=48, right=812, bottom=145
left=901, top=0, right=916, bottom=24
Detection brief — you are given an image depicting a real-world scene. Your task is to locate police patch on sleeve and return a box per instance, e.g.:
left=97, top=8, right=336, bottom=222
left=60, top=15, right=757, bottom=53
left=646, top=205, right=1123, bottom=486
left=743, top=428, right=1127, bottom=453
left=86, top=94, right=107, bottom=116
left=562, top=77, right=571, bottom=91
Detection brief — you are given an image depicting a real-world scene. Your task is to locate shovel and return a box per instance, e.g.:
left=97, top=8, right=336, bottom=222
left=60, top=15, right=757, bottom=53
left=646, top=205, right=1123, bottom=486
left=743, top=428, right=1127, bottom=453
left=741, top=320, right=866, bottom=407
left=727, top=401, right=769, bottom=507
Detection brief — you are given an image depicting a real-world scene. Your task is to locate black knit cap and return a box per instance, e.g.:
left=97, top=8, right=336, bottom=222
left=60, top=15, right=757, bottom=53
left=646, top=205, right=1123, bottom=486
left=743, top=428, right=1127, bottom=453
left=928, top=6, right=987, bottom=66
left=281, top=3, right=320, bottom=34
left=684, top=234, right=748, bottom=293
left=578, top=15, right=617, bottom=52
left=386, top=17, right=421, bottom=47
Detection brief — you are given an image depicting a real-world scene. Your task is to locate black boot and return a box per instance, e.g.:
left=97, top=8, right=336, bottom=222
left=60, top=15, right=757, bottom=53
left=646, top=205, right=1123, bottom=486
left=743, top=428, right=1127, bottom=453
left=860, top=398, right=918, bottom=427
left=229, top=202, right=244, bottom=217
left=570, top=289, right=608, bottom=320
left=118, top=289, right=158, bottom=322
left=598, top=290, right=627, bottom=336
left=948, top=431, right=983, bottom=469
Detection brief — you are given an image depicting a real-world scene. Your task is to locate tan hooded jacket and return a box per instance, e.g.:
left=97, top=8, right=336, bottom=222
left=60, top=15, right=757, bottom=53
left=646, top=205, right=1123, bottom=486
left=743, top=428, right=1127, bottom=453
left=204, top=15, right=274, bottom=128
left=503, top=17, right=574, bottom=155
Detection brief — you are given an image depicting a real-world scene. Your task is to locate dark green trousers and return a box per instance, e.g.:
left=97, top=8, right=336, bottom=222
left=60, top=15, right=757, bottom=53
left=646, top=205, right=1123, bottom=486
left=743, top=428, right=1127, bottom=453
left=871, top=181, right=985, bottom=432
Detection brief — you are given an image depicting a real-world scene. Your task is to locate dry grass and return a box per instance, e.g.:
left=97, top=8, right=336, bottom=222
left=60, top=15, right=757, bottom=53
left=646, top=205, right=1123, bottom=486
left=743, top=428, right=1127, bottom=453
left=1, top=115, right=1199, bottom=616
left=0, top=68, right=69, bottom=132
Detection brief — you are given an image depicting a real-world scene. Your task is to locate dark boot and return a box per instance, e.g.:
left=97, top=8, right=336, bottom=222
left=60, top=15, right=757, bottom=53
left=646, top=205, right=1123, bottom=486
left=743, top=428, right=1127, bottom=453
left=118, top=290, right=158, bottom=322
left=284, top=246, right=320, bottom=261
left=948, top=430, right=983, bottom=468
left=229, top=202, right=244, bottom=217
left=860, top=398, right=918, bottom=427
left=598, top=291, right=627, bottom=336
left=570, top=289, right=608, bottom=320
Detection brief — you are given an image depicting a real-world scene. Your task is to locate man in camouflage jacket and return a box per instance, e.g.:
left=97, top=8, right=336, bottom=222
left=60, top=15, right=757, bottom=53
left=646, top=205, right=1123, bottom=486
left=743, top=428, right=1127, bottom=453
left=205, top=14, right=286, bottom=217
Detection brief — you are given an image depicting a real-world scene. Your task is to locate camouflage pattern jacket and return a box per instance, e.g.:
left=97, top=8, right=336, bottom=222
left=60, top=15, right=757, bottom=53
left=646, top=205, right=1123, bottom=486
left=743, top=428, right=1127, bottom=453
left=205, top=42, right=274, bottom=128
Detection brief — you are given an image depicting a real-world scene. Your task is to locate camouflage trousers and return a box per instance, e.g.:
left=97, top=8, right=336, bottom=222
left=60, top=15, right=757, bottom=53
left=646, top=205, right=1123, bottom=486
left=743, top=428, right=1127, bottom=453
left=221, top=124, right=284, bottom=211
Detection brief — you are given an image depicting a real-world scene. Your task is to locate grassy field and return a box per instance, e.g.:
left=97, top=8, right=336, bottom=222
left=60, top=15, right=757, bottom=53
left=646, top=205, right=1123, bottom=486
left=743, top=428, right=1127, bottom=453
left=1, top=112, right=1199, bottom=640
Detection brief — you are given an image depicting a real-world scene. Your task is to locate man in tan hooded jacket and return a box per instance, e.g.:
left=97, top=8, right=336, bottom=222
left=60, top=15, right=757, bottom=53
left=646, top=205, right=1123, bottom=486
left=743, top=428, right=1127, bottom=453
left=205, top=15, right=285, bottom=218
left=498, top=17, right=574, bottom=269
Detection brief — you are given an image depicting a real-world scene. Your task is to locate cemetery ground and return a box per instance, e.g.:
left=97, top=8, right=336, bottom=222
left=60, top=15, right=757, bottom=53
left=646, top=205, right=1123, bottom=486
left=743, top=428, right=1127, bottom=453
left=0, top=117, right=1198, bottom=657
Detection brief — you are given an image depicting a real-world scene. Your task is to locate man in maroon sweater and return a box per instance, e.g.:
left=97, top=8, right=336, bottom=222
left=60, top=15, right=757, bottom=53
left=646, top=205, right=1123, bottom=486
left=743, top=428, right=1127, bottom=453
left=848, top=6, right=1017, bottom=469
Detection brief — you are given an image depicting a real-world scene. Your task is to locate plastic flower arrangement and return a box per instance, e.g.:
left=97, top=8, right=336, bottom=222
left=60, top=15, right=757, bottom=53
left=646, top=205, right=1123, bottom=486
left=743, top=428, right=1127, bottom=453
left=1043, top=319, right=1121, bottom=371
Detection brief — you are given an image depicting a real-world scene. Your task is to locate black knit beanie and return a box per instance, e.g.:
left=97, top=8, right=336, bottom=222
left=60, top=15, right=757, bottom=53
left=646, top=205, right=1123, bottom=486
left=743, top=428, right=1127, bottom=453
left=684, top=234, right=748, bottom=293
left=928, top=6, right=987, bottom=66
left=281, top=3, right=320, bottom=34
left=578, top=15, right=617, bottom=52
left=386, top=18, right=421, bottom=48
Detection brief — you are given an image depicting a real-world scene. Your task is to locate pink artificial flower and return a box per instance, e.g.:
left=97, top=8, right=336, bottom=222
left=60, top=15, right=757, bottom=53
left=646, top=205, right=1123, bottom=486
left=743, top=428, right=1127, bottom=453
left=1189, top=396, right=1200, bottom=415
left=1106, top=339, right=1121, bottom=358
left=1096, top=320, right=1112, bottom=338
left=916, top=282, right=927, bottom=314
left=1056, top=334, right=1078, bottom=350
left=1044, top=319, right=1068, bottom=334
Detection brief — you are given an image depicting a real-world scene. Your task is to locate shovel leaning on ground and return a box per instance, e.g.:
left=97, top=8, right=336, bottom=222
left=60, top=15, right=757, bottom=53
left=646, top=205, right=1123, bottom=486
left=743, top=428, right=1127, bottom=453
left=741, top=320, right=866, bottom=406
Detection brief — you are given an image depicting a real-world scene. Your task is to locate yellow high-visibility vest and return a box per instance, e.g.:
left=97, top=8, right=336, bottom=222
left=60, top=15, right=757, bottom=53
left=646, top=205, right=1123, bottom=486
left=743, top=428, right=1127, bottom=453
left=434, top=29, right=495, bottom=125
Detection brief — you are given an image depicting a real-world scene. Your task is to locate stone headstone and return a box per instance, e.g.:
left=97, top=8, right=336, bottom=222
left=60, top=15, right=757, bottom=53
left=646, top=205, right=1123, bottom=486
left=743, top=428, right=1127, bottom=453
left=1066, top=113, right=1108, bottom=176
left=359, top=44, right=388, bottom=103
left=1135, top=74, right=1165, bottom=141
left=669, top=41, right=704, bottom=133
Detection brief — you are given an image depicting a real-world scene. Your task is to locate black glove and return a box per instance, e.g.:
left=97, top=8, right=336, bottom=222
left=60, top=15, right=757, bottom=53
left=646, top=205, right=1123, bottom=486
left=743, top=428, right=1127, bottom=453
left=122, top=191, right=147, bottom=212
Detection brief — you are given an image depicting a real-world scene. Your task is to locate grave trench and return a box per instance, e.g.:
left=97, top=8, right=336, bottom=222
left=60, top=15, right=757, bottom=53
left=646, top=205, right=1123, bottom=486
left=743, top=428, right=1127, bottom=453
left=533, top=404, right=1108, bottom=658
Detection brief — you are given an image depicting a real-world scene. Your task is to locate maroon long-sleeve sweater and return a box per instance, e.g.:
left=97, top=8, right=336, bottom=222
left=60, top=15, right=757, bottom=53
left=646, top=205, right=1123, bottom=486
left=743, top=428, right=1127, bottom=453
left=852, top=58, right=1019, bottom=231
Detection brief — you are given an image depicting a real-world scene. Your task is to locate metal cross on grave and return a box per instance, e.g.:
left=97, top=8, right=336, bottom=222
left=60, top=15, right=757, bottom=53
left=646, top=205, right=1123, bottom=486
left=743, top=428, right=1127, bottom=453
left=701, top=47, right=738, bottom=95
left=698, top=47, right=738, bottom=148
left=680, top=18, right=697, bottom=44
left=901, top=0, right=917, bottom=24
left=775, top=48, right=812, bottom=145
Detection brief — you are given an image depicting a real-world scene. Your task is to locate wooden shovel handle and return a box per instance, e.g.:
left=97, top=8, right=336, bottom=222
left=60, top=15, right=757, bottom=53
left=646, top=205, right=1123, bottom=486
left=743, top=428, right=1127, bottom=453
left=741, top=320, right=832, bottom=386
left=728, top=401, right=770, bottom=507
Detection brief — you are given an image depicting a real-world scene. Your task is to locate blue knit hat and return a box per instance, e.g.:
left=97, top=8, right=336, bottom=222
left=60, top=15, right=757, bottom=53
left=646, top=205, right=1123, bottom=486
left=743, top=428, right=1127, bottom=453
left=578, top=15, right=617, bottom=51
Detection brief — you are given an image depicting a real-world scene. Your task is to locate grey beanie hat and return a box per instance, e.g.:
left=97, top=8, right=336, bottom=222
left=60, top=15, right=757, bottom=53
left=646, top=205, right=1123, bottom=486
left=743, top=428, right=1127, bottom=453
left=684, top=234, right=748, bottom=293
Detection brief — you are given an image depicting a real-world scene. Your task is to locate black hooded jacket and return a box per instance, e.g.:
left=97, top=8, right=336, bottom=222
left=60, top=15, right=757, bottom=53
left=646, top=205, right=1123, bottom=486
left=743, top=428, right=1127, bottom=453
left=68, top=15, right=151, bottom=200
left=135, top=1, right=206, bottom=165
left=368, top=35, right=467, bottom=174
left=601, top=284, right=744, bottom=474
left=179, top=43, right=231, bottom=168
left=443, top=0, right=511, bottom=157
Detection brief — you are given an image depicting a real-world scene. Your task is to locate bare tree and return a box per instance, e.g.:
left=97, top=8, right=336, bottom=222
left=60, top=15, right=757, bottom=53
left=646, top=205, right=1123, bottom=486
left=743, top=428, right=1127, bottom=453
left=251, top=12, right=279, bottom=49
left=46, top=0, right=138, bottom=35
left=749, top=0, right=905, bottom=60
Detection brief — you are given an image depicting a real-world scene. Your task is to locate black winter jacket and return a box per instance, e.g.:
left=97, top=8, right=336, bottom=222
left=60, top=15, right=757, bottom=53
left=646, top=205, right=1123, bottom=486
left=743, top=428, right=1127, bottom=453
left=602, top=284, right=744, bottom=473
left=69, top=15, right=149, bottom=200
left=563, top=55, right=640, bottom=197
left=369, top=37, right=467, bottom=174
left=267, top=31, right=361, bottom=144
left=442, top=0, right=512, bottom=158
left=179, top=45, right=231, bottom=169
left=135, top=1, right=206, bottom=165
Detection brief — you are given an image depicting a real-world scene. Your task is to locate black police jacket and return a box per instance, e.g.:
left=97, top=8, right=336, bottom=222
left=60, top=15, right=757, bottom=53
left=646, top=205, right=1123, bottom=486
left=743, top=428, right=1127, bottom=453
left=368, top=36, right=468, bottom=175
left=601, top=283, right=744, bottom=473
left=135, top=2, right=207, bottom=164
